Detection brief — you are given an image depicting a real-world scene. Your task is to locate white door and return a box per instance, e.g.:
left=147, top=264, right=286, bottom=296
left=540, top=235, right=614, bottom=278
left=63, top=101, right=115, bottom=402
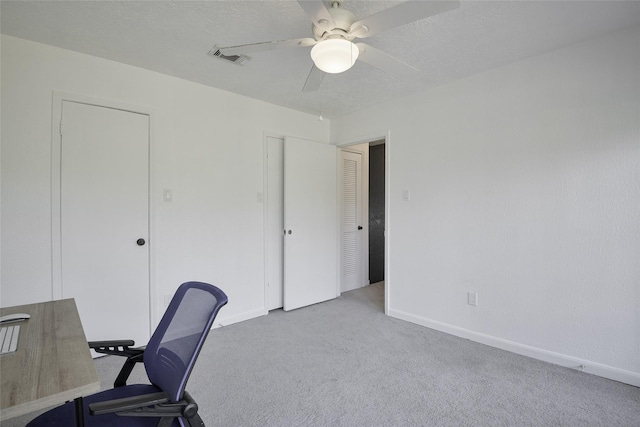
left=266, top=136, right=284, bottom=310
left=283, top=137, right=338, bottom=311
left=340, top=150, right=364, bottom=292
left=60, top=101, right=150, bottom=346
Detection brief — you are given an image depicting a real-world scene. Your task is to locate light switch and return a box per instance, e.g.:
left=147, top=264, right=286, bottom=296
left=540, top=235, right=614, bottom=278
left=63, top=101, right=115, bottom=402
left=468, top=291, right=478, bottom=306
left=163, top=189, right=173, bottom=203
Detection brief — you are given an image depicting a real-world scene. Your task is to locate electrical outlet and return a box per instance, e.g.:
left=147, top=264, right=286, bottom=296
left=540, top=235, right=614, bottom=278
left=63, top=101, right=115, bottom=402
left=467, top=291, right=478, bottom=306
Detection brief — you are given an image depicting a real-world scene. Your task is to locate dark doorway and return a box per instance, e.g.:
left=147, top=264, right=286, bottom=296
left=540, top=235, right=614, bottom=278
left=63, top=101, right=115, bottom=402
left=369, top=143, right=385, bottom=283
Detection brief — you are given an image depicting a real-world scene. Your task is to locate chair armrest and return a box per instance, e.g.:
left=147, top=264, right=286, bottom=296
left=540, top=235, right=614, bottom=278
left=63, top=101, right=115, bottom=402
left=89, top=390, right=201, bottom=426
left=89, top=340, right=143, bottom=357
left=89, top=339, right=135, bottom=348
left=88, top=391, right=170, bottom=415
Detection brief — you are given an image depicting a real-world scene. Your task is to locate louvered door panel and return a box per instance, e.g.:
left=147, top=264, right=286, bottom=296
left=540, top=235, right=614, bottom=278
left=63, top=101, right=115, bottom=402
left=341, top=151, right=363, bottom=292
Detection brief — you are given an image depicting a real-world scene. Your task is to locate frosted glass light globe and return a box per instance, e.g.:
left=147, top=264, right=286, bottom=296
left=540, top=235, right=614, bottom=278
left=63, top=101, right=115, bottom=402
left=311, top=39, right=359, bottom=74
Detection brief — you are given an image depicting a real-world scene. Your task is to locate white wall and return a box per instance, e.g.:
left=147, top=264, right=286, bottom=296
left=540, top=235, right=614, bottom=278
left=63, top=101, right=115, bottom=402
left=332, top=26, right=640, bottom=386
left=2, top=25, right=639, bottom=387
left=0, top=35, right=330, bottom=327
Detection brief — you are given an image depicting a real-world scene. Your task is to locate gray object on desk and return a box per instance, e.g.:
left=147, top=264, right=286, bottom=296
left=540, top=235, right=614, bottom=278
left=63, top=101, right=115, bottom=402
left=0, top=313, right=31, bottom=323
left=0, top=325, right=21, bottom=354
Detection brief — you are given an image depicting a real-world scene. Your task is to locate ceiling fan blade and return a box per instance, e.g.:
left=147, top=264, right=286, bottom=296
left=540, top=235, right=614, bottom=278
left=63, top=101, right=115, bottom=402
left=355, top=43, right=421, bottom=80
left=302, top=64, right=325, bottom=92
left=350, top=0, right=460, bottom=39
left=219, top=38, right=316, bottom=56
left=297, top=0, right=336, bottom=31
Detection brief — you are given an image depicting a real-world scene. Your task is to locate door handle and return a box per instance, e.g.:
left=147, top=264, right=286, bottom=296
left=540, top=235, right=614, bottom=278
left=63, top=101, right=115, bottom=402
left=136, top=238, right=146, bottom=246
left=358, top=226, right=363, bottom=230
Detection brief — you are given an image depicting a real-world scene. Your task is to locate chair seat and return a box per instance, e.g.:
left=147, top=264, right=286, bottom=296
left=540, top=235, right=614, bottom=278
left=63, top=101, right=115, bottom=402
left=27, top=384, right=182, bottom=427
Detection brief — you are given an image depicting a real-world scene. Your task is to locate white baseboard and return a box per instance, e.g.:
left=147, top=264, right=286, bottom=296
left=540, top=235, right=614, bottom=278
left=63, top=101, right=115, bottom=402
left=388, top=308, right=640, bottom=388
left=213, top=307, right=267, bottom=329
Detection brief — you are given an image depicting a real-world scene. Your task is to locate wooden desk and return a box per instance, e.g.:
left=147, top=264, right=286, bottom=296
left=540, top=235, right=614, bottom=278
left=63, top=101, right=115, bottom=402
left=0, top=299, right=101, bottom=421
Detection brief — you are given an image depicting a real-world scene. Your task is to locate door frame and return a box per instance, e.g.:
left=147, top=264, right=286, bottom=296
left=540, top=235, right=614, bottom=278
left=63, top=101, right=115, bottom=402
left=263, top=132, right=288, bottom=312
left=51, top=91, right=157, bottom=326
left=336, top=131, right=390, bottom=315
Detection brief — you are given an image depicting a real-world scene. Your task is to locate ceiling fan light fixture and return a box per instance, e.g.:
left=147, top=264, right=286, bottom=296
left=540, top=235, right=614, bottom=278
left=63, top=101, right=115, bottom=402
left=310, top=39, right=359, bottom=74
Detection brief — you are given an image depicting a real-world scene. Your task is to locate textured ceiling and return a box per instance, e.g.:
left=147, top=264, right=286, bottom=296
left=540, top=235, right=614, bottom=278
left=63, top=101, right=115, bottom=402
left=1, top=1, right=639, bottom=118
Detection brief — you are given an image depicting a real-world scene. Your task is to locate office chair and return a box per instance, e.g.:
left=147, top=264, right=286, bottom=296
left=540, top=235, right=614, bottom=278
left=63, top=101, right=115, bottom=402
left=27, top=281, right=228, bottom=427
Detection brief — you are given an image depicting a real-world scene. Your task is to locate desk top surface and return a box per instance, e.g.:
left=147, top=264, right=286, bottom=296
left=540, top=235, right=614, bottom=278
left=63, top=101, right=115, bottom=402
left=0, top=298, right=101, bottom=421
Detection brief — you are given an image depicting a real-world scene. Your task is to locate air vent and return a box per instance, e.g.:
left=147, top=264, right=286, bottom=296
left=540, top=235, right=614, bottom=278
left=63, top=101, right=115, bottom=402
left=207, top=46, right=248, bottom=65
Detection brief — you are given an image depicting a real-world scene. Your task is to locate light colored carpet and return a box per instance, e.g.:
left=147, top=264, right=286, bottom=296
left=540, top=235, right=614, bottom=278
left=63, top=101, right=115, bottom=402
left=8, top=283, right=639, bottom=426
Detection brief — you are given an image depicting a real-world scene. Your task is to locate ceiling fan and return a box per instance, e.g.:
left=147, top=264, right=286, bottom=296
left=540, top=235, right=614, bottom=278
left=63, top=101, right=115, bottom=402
left=218, top=0, right=460, bottom=92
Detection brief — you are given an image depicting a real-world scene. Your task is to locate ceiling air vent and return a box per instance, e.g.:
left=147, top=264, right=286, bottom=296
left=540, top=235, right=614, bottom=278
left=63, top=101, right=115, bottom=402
left=207, top=46, right=248, bottom=65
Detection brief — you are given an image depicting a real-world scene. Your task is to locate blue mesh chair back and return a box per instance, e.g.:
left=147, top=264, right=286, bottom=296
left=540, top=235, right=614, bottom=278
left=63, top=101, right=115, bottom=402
left=145, top=281, right=228, bottom=402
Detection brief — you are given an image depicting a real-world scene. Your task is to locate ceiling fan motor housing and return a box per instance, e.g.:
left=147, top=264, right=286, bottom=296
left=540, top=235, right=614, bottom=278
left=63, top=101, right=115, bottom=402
left=312, top=4, right=357, bottom=41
